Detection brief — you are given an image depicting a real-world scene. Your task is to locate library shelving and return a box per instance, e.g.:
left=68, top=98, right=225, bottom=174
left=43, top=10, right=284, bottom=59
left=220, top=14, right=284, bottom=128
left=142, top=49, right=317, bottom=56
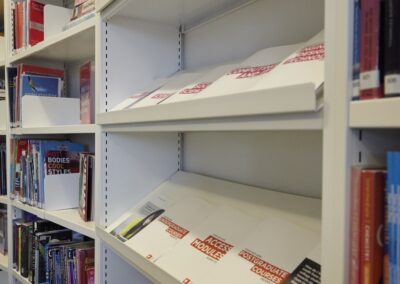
left=12, top=269, right=30, bottom=284
left=10, top=124, right=98, bottom=135
left=0, top=195, right=7, bottom=205
left=0, top=251, right=7, bottom=271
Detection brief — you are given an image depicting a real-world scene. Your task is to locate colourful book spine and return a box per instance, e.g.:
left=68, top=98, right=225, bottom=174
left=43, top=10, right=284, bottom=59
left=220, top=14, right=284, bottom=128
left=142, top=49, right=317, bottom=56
left=353, top=0, right=361, bottom=100
left=28, top=0, right=44, bottom=46
left=79, top=61, right=94, bottom=124
left=359, top=0, right=385, bottom=99
left=350, top=166, right=362, bottom=283
left=360, top=169, right=385, bottom=284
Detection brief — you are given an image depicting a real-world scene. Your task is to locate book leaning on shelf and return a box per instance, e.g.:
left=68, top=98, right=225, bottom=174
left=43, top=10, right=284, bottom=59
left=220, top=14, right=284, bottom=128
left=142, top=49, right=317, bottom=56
left=0, top=143, right=6, bottom=196
left=10, top=138, right=85, bottom=210
left=79, top=153, right=95, bottom=222
left=7, top=64, right=65, bottom=128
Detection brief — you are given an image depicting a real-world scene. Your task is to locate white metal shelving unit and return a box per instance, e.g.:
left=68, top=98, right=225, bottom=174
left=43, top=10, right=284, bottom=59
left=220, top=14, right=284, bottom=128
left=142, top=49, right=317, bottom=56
left=94, top=0, right=331, bottom=283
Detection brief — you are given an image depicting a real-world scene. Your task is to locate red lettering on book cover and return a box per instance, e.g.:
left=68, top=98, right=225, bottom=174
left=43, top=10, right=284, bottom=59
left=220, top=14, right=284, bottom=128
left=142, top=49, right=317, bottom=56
left=228, top=64, right=278, bottom=79
left=179, top=82, right=211, bottom=94
left=238, top=250, right=290, bottom=283
left=284, top=43, right=325, bottom=64
left=158, top=216, right=189, bottom=239
left=151, top=93, right=174, bottom=100
left=190, top=235, right=234, bottom=261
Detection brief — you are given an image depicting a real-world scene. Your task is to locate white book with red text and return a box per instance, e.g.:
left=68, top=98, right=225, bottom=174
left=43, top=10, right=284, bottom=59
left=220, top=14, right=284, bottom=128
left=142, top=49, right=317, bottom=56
left=110, top=78, right=169, bottom=111
left=189, top=43, right=302, bottom=100
left=155, top=206, right=260, bottom=283
left=131, top=72, right=203, bottom=108
left=162, top=63, right=238, bottom=104
left=214, top=217, right=321, bottom=284
left=250, top=31, right=325, bottom=95
left=125, top=196, right=217, bottom=262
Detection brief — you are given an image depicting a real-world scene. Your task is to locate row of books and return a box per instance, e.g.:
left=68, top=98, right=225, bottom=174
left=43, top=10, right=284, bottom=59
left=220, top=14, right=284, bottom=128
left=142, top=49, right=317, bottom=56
left=349, top=152, right=400, bottom=284
left=0, top=206, right=7, bottom=256
left=107, top=189, right=321, bottom=283
left=7, top=64, right=65, bottom=127
left=7, top=61, right=94, bottom=127
left=12, top=0, right=95, bottom=52
left=111, top=30, right=324, bottom=111
left=14, top=213, right=94, bottom=284
left=0, top=143, right=6, bottom=196
left=352, top=0, right=400, bottom=100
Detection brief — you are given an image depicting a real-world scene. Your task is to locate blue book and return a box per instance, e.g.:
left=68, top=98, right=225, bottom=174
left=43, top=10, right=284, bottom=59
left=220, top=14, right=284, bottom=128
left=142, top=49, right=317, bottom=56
left=387, top=152, right=395, bottom=283
left=352, top=0, right=361, bottom=100
left=20, top=74, right=61, bottom=98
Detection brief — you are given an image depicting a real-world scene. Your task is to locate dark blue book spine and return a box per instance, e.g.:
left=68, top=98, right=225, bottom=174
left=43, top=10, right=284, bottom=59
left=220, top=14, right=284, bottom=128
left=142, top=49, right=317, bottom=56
left=353, top=0, right=361, bottom=100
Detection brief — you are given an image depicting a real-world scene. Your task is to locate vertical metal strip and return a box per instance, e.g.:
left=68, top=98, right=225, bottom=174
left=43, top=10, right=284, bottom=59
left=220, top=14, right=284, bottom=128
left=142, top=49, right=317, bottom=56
left=104, top=20, right=109, bottom=284
left=178, top=133, right=183, bottom=171
left=178, top=25, right=183, bottom=71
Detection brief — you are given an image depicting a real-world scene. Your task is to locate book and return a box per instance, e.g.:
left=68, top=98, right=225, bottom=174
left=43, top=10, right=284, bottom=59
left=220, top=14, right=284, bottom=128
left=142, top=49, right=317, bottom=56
left=353, top=0, right=361, bottom=100
left=350, top=166, right=362, bottom=284
left=384, top=0, right=400, bottom=97
left=86, top=267, right=95, bottom=284
left=214, top=217, right=320, bottom=283
left=27, top=0, right=44, bottom=46
left=359, top=0, right=385, bottom=99
left=249, top=31, right=325, bottom=96
left=76, top=246, right=94, bottom=284
left=20, top=74, right=62, bottom=97
left=71, top=0, right=95, bottom=21
left=0, top=209, right=7, bottom=255
left=79, top=153, right=94, bottom=222
left=126, top=196, right=216, bottom=262
left=192, top=43, right=302, bottom=100
left=360, top=169, right=385, bottom=284
left=155, top=206, right=260, bottom=283
left=79, top=61, right=95, bottom=124
left=131, top=72, right=204, bottom=108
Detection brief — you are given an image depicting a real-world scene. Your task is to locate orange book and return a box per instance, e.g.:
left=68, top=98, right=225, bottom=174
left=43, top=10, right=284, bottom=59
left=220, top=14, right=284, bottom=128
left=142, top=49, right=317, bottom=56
left=360, top=169, right=385, bottom=284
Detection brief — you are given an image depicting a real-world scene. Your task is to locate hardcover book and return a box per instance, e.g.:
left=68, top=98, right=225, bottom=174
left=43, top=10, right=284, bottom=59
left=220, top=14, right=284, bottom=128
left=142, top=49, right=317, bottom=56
left=20, top=74, right=61, bottom=98
left=28, top=0, right=45, bottom=46
left=79, top=61, right=95, bottom=124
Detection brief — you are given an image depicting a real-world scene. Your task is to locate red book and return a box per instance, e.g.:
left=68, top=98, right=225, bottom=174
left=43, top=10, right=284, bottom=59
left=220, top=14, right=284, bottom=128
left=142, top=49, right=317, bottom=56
left=20, top=64, right=65, bottom=78
left=359, top=0, right=384, bottom=99
left=360, top=169, right=385, bottom=284
left=28, top=0, right=45, bottom=46
left=79, top=61, right=94, bottom=124
left=15, top=2, right=22, bottom=49
left=76, top=246, right=94, bottom=284
left=86, top=267, right=95, bottom=284
left=350, top=166, right=362, bottom=284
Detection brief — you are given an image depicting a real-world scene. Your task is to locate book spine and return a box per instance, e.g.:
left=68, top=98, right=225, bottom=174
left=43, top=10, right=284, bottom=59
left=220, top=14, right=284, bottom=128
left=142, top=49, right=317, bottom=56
left=350, top=166, right=362, bottom=283
left=360, top=0, right=385, bottom=99
left=360, top=170, right=385, bottom=284
left=353, top=0, right=361, bottom=100
left=21, top=64, right=65, bottom=78
left=394, top=153, right=400, bottom=283
left=21, top=225, right=28, bottom=277
left=28, top=0, right=44, bottom=46
left=384, top=0, right=400, bottom=96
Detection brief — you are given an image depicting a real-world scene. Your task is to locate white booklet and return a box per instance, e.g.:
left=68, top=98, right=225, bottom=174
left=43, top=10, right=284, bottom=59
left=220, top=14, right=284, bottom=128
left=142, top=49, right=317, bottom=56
left=106, top=190, right=187, bottom=242
left=161, top=63, right=238, bottom=104
left=125, top=196, right=217, bottom=262
left=155, top=206, right=260, bottom=283
left=250, top=30, right=325, bottom=94
left=190, top=43, right=302, bottom=100
left=131, top=72, right=203, bottom=108
left=109, top=78, right=169, bottom=111
left=215, top=217, right=321, bottom=283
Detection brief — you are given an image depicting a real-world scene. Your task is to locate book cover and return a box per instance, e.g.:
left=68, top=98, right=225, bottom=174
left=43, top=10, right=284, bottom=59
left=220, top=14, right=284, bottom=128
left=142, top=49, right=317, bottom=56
left=79, top=153, right=90, bottom=221
left=76, top=246, right=94, bottom=284
left=214, top=217, right=320, bottom=283
left=194, top=43, right=302, bottom=101
left=20, top=74, right=61, bottom=98
left=384, top=0, right=400, bottom=96
left=125, top=196, right=217, bottom=262
left=250, top=31, right=325, bottom=95
left=360, top=169, right=385, bottom=284
left=86, top=267, right=95, bottom=284
left=359, top=0, right=385, bottom=99
left=79, top=61, right=94, bottom=124
left=132, top=72, right=204, bottom=108
left=155, top=206, right=260, bottom=283
left=350, top=166, right=362, bottom=284
left=28, top=0, right=44, bottom=46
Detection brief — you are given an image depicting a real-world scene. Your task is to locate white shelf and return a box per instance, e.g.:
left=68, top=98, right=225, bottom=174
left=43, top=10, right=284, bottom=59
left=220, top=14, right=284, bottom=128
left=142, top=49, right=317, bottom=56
left=98, top=171, right=321, bottom=282
left=10, top=200, right=45, bottom=219
left=10, top=124, right=97, bottom=135
left=350, top=97, right=400, bottom=128
left=0, top=60, right=5, bottom=67
left=9, top=17, right=95, bottom=64
left=102, top=0, right=255, bottom=29
left=0, top=196, right=8, bottom=205
left=0, top=130, right=6, bottom=135
left=45, top=209, right=95, bottom=239
left=0, top=253, right=8, bottom=271
left=12, top=270, right=29, bottom=284
left=99, top=85, right=323, bottom=132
